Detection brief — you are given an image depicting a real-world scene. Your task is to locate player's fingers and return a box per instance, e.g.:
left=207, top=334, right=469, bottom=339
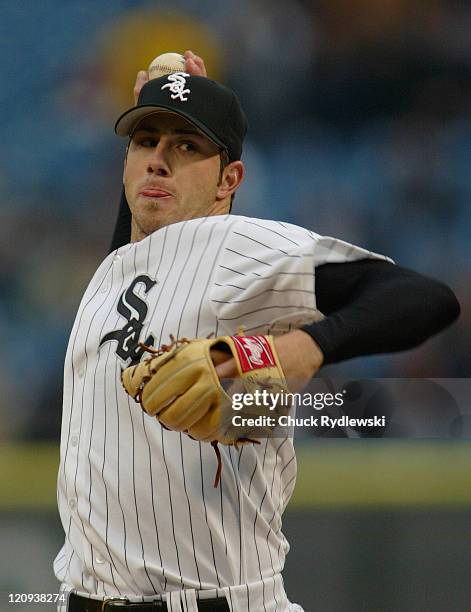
left=215, top=357, right=238, bottom=380
left=185, top=57, right=205, bottom=78
left=184, top=50, right=207, bottom=77
left=210, top=348, right=231, bottom=367
left=192, top=55, right=207, bottom=77
left=133, top=70, right=149, bottom=105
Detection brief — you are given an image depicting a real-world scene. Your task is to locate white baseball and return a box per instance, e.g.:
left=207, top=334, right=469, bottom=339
left=148, top=53, right=186, bottom=80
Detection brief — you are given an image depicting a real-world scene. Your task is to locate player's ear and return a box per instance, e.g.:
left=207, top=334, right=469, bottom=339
left=216, top=161, right=244, bottom=201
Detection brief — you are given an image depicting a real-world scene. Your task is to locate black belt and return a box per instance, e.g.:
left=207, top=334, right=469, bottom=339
left=68, top=593, right=230, bottom=611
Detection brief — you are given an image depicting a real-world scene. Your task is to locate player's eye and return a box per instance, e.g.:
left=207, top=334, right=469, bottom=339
left=179, top=141, right=197, bottom=153
left=139, top=137, right=158, bottom=148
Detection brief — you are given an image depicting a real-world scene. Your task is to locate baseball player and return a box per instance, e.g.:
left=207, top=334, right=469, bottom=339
left=54, top=51, right=460, bottom=612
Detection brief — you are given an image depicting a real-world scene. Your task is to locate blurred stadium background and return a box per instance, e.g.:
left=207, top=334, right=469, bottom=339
left=0, top=1, right=470, bottom=610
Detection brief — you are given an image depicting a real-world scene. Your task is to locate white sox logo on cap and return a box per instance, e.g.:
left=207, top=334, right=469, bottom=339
left=161, top=72, right=191, bottom=102
left=115, top=73, right=248, bottom=160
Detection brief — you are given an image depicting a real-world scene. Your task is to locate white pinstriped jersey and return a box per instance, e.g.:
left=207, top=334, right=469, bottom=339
left=54, top=215, right=387, bottom=612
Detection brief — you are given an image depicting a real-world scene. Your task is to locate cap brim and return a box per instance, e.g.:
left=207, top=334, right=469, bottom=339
left=115, top=104, right=226, bottom=151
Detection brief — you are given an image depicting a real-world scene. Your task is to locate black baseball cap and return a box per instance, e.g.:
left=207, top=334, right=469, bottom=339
left=115, top=73, right=248, bottom=161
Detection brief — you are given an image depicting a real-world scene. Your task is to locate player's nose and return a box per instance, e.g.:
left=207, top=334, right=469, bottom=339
left=146, top=140, right=171, bottom=176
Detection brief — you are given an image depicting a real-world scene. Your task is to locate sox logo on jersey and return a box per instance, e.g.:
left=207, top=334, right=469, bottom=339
left=99, top=275, right=156, bottom=365
left=55, top=215, right=384, bottom=612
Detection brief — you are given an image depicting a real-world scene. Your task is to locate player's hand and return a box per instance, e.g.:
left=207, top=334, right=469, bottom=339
left=133, top=71, right=149, bottom=105
left=133, top=50, right=208, bottom=104
left=215, top=329, right=324, bottom=392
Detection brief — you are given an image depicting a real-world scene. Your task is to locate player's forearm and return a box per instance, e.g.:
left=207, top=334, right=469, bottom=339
left=301, top=261, right=460, bottom=365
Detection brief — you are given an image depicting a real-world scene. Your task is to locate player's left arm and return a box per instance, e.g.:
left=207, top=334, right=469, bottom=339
left=302, top=258, right=460, bottom=363
left=215, top=259, right=460, bottom=386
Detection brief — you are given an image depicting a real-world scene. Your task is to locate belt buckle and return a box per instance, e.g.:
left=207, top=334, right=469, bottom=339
left=101, top=596, right=130, bottom=610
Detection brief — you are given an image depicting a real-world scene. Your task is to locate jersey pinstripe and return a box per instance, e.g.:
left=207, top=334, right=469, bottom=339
left=55, top=215, right=388, bottom=611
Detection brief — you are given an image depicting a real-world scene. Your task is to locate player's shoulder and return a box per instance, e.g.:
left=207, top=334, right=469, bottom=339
left=225, top=215, right=392, bottom=264
left=224, top=215, right=321, bottom=246
left=136, top=215, right=321, bottom=251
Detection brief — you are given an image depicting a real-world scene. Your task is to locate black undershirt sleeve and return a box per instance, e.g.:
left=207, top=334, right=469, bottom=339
left=109, top=188, right=131, bottom=253
left=301, top=259, right=460, bottom=365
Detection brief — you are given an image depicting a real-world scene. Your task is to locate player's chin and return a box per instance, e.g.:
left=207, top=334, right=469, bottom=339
left=137, top=211, right=182, bottom=235
left=136, top=195, right=177, bottom=218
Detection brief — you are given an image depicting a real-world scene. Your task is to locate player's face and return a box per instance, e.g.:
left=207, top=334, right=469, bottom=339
left=124, top=112, right=226, bottom=241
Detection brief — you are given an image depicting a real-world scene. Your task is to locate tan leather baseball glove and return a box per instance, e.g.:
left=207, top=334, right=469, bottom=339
left=121, top=333, right=289, bottom=486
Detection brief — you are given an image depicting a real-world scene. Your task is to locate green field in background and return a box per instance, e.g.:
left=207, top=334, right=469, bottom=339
left=1, top=441, right=471, bottom=510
